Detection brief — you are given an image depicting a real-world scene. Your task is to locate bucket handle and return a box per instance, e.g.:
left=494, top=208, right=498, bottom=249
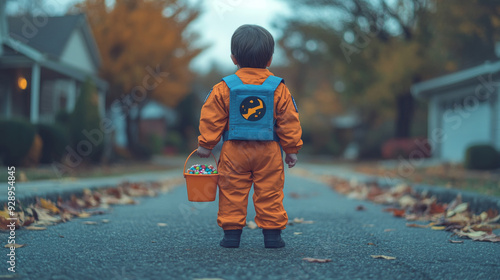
left=183, top=149, right=218, bottom=177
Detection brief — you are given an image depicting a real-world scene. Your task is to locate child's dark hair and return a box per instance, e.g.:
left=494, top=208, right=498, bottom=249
left=231, top=24, right=274, bottom=68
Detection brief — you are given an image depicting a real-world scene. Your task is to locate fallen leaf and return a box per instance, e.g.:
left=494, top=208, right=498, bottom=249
left=0, top=210, right=10, bottom=220
left=59, top=235, right=64, bottom=238
left=24, top=226, right=46, bottom=231
left=452, top=202, right=468, bottom=214
left=429, top=202, right=446, bottom=214
left=289, top=192, right=301, bottom=199
left=292, top=217, right=314, bottom=224
left=431, top=226, right=446, bottom=230
left=371, top=255, right=396, bottom=260
left=302, top=257, right=332, bottom=263
left=449, top=240, right=464, bottom=243
left=356, top=205, right=366, bottom=211
left=384, top=208, right=405, bottom=218
left=77, top=212, right=91, bottom=218
left=82, top=221, right=98, bottom=225
left=479, top=212, right=488, bottom=222
left=4, top=244, right=25, bottom=248
left=367, top=243, right=376, bottom=246
left=294, top=232, right=303, bottom=235
left=60, top=211, right=73, bottom=222
left=398, top=195, right=417, bottom=208
left=30, top=207, right=61, bottom=225
left=392, top=209, right=406, bottom=217
left=157, top=223, right=168, bottom=227
left=246, top=221, right=258, bottom=229
left=406, top=223, right=429, bottom=228
left=39, top=198, right=60, bottom=214
left=453, top=230, right=500, bottom=242
left=486, top=208, right=499, bottom=219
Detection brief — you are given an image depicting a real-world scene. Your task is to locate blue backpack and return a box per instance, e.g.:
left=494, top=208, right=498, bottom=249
left=221, top=74, right=283, bottom=141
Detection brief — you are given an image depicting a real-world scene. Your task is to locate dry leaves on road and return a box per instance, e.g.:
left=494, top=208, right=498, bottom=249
left=0, top=178, right=182, bottom=232
left=302, top=257, right=332, bottom=263
left=246, top=221, right=258, bottom=229
left=4, top=244, right=25, bottom=249
left=328, top=177, right=500, bottom=243
left=287, top=217, right=314, bottom=225
left=371, top=255, right=396, bottom=260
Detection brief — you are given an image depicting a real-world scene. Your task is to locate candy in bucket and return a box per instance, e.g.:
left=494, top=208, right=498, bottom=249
left=187, top=164, right=218, bottom=175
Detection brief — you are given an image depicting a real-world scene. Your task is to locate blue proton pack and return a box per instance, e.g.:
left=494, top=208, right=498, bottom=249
left=222, top=74, right=283, bottom=141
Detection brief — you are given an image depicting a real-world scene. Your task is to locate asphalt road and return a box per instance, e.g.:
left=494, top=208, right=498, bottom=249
left=3, top=171, right=500, bottom=280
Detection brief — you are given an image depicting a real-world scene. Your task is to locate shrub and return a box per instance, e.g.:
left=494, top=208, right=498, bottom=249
left=464, top=144, right=500, bottom=170
left=359, top=121, right=394, bottom=159
left=37, top=123, right=70, bottom=164
left=0, top=119, right=36, bottom=166
left=165, top=131, right=183, bottom=150
left=23, top=134, right=43, bottom=166
left=69, top=79, right=103, bottom=163
left=133, top=144, right=153, bottom=160
left=55, top=110, right=71, bottom=127
left=381, top=138, right=431, bottom=159
left=148, top=133, right=164, bottom=155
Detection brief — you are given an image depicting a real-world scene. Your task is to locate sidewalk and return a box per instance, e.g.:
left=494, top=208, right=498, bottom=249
left=0, top=168, right=184, bottom=205
left=296, top=162, right=500, bottom=213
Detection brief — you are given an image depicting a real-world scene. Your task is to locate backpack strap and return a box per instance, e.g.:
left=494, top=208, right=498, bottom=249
left=222, top=74, right=243, bottom=89
left=262, top=75, right=284, bottom=90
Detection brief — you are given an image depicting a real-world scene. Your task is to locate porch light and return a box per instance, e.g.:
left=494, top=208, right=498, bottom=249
left=17, top=76, right=27, bottom=90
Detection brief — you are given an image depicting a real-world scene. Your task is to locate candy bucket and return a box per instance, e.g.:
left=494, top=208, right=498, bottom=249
left=183, top=149, right=219, bottom=202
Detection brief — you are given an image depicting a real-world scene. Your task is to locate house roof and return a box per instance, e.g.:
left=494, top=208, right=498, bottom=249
left=7, top=13, right=101, bottom=68
left=411, top=60, right=500, bottom=99
left=1, top=13, right=107, bottom=91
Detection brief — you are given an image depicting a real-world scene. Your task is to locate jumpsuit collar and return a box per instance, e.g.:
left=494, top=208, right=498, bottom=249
left=235, top=68, right=274, bottom=84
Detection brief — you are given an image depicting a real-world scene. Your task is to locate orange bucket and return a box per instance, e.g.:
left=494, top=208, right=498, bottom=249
left=183, top=149, right=219, bottom=202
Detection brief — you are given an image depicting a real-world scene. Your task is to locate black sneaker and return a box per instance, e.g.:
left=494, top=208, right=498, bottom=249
left=263, top=229, right=285, bottom=248
left=220, top=229, right=242, bottom=248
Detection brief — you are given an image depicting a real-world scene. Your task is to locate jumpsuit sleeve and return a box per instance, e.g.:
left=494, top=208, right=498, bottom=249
left=198, top=84, right=228, bottom=150
left=275, top=84, right=303, bottom=154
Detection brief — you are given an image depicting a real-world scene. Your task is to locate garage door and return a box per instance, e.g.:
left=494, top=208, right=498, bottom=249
left=441, top=102, right=491, bottom=162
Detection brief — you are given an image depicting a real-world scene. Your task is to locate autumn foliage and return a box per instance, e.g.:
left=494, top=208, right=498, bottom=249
left=73, top=0, right=202, bottom=108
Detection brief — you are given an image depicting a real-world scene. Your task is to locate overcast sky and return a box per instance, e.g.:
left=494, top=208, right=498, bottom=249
left=188, top=0, right=292, bottom=73
left=6, top=0, right=293, bottom=74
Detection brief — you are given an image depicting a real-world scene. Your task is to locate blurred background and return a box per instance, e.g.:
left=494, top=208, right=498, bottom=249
left=1, top=0, right=500, bottom=181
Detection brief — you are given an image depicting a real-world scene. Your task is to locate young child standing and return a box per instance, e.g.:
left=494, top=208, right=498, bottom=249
left=197, top=24, right=303, bottom=248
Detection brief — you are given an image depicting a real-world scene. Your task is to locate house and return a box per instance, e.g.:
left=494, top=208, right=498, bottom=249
left=111, top=99, right=176, bottom=148
left=411, top=61, right=500, bottom=162
left=0, top=2, right=107, bottom=124
left=137, top=99, right=176, bottom=146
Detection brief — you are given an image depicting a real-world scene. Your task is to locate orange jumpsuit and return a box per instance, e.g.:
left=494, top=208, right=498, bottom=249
left=198, top=68, right=303, bottom=230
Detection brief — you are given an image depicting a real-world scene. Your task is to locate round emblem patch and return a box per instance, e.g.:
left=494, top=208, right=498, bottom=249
left=240, top=96, right=265, bottom=121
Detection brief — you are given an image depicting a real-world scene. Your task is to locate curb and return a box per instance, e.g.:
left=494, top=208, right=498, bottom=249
left=0, top=169, right=185, bottom=206
left=297, top=163, right=500, bottom=213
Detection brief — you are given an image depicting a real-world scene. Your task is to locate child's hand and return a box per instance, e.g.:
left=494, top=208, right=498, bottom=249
left=197, top=146, right=212, bottom=158
left=285, top=153, right=298, bottom=168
